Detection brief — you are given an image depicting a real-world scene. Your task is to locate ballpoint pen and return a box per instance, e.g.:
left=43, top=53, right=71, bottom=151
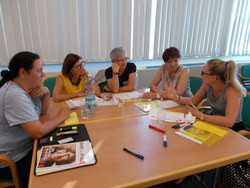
left=163, top=135, right=167, bottom=147
left=149, top=125, right=166, bottom=133
left=123, top=148, right=144, bottom=160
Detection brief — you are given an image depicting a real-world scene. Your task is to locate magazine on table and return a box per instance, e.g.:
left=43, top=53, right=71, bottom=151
left=175, top=121, right=228, bottom=146
left=35, top=124, right=97, bottom=176
left=36, top=141, right=96, bottom=175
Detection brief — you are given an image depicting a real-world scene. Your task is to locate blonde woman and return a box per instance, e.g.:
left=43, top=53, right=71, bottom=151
left=167, top=59, right=246, bottom=131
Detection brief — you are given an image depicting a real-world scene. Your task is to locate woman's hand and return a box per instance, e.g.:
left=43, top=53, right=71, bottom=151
left=83, top=69, right=89, bottom=77
left=112, top=62, right=120, bottom=73
left=142, top=91, right=156, bottom=99
left=186, top=102, right=202, bottom=118
left=161, top=87, right=177, bottom=100
left=57, top=107, right=71, bottom=122
left=29, top=86, right=50, bottom=98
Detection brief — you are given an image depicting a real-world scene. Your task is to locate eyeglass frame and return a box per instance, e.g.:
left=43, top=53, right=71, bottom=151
left=113, top=57, right=129, bottom=63
left=73, top=61, right=85, bottom=69
left=201, top=70, right=217, bottom=76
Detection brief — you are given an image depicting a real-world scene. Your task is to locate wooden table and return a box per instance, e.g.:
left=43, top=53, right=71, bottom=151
left=29, top=115, right=250, bottom=188
left=40, top=99, right=149, bottom=124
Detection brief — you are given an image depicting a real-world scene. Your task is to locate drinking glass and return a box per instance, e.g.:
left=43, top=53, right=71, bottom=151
left=117, top=97, right=125, bottom=107
left=80, top=106, right=89, bottom=119
left=157, top=110, right=165, bottom=124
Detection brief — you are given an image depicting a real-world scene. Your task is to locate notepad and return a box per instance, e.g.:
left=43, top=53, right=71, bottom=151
left=65, top=112, right=79, bottom=125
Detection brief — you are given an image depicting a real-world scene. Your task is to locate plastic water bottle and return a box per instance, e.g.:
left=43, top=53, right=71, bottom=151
left=85, top=74, right=96, bottom=114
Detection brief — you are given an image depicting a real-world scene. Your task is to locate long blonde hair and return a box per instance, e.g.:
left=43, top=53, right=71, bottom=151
left=207, top=59, right=246, bottom=97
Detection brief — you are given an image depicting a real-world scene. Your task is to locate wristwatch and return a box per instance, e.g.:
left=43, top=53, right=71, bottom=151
left=156, top=93, right=160, bottom=99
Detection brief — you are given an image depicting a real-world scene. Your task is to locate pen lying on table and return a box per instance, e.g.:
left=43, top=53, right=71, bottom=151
left=149, top=125, right=166, bottom=133
left=123, top=148, right=144, bottom=160
left=56, top=130, right=79, bottom=136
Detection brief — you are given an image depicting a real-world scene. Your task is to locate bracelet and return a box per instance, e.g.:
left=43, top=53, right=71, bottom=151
left=113, top=72, right=119, bottom=76
left=199, top=113, right=204, bottom=121
left=176, top=95, right=181, bottom=102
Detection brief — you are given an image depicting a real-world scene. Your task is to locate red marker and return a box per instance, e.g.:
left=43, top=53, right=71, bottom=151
left=149, top=125, right=166, bottom=133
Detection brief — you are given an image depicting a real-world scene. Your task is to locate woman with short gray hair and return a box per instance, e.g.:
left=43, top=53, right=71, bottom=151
left=104, top=47, right=137, bottom=93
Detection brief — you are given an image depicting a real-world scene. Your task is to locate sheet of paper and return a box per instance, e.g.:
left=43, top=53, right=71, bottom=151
left=148, top=108, right=185, bottom=122
left=66, top=98, right=85, bottom=107
left=114, top=91, right=143, bottom=100
left=164, top=110, right=185, bottom=122
left=65, top=112, right=79, bottom=125
left=156, top=101, right=179, bottom=108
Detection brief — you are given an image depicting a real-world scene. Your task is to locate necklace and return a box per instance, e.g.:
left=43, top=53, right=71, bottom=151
left=69, top=76, right=81, bottom=86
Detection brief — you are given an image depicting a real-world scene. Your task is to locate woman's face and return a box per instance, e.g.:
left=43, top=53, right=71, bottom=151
left=26, top=59, right=45, bottom=89
left=164, top=57, right=179, bottom=73
left=201, top=64, right=216, bottom=84
left=49, top=149, right=75, bottom=162
left=71, top=60, right=85, bottom=77
left=113, top=54, right=128, bottom=69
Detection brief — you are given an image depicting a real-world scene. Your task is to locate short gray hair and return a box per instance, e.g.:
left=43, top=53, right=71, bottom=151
left=110, top=47, right=127, bottom=60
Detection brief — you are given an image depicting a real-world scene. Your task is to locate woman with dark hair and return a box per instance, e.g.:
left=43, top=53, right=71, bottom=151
left=0, top=51, right=71, bottom=187
left=53, top=53, right=100, bottom=102
left=143, top=47, right=193, bottom=99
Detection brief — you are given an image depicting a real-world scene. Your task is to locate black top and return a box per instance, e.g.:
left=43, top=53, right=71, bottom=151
left=105, top=62, right=136, bottom=87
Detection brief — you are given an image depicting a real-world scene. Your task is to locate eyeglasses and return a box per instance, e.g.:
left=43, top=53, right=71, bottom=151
left=201, top=71, right=216, bottom=76
left=114, top=57, right=129, bottom=63
left=73, top=61, right=85, bottom=69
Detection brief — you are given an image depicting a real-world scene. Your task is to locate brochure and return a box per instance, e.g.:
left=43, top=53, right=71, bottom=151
left=175, top=121, right=228, bottom=146
left=36, top=141, right=96, bottom=175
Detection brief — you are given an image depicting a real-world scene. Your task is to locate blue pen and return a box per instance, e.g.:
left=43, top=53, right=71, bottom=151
left=163, top=135, right=167, bottom=147
left=123, top=148, right=144, bottom=160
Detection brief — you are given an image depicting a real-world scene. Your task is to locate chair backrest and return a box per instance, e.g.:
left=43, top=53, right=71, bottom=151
left=42, top=75, right=58, bottom=97
left=189, top=74, right=203, bottom=95
left=0, top=155, right=20, bottom=188
left=242, top=93, right=250, bottom=129
left=240, top=64, right=250, bottom=78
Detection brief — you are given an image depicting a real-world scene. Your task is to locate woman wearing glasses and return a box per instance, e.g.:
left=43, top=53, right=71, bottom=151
left=160, top=59, right=248, bottom=187
left=104, top=47, right=137, bottom=93
left=142, top=47, right=193, bottom=99
left=53, top=53, right=100, bottom=102
left=166, top=59, right=246, bottom=131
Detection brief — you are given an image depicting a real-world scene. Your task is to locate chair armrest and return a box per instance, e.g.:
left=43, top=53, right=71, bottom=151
left=237, top=130, right=250, bottom=136
left=242, top=76, right=250, bottom=80
left=0, top=155, right=15, bottom=167
left=198, top=106, right=212, bottom=111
